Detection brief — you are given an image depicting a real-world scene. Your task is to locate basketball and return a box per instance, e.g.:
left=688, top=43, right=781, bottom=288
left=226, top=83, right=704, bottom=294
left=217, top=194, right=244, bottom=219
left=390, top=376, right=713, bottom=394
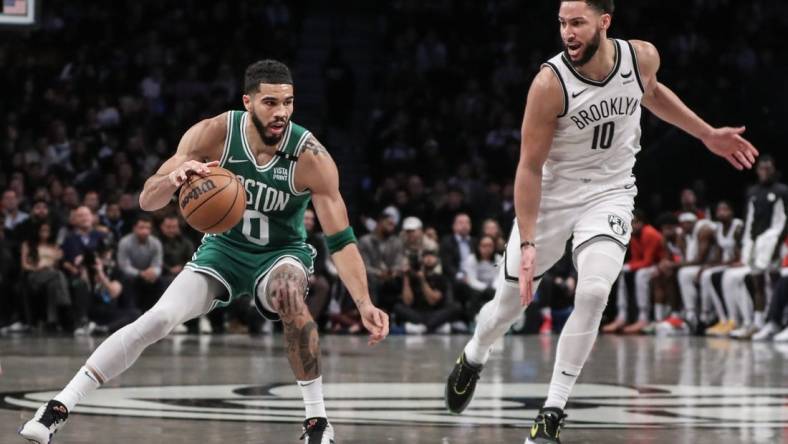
left=178, top=166, right=245, bottom=234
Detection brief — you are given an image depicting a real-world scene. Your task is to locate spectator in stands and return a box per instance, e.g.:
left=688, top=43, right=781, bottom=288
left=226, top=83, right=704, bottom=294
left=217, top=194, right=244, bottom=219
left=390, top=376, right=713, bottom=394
left=401, top=216, right=438, bottom=260
left=394, top=248, right=460, bottom=334
left=78, top=242, right=140, bottom=335
left=434, top=188, right=473, bottom=233
left=117, top=214, right=163, bottom=311
left=358, top=211, right=404, bottom=311
left=99, top=201, right=125, bottom=243
left=2, top=189, right=28, bottom=238
left=480, top=218, right=506, bottom=255
left=16, top=198, right=57, bottom=244
left=679, top=188, right=708, bottom=219
left=461, top=235, right=502, bottom=323
left=158, top=215, right=194, bottom=288
left=440, top=213, right=476, bottom=284
left=61, top=205, right=106, bottom=328
left=603, top=210, right=665, bottom=334
left=21, top=221, right=71, bottom=332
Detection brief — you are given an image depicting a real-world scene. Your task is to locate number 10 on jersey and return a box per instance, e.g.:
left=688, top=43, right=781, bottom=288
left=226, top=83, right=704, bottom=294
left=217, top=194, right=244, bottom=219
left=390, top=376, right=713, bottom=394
left=591, top=122, right=615, bottom=150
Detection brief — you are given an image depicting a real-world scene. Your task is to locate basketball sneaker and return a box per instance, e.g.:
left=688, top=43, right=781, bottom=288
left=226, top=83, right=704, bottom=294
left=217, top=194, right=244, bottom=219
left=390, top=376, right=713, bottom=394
left=299, top=417, right=335, bottom=443
left=752, top=322, right=780, bottom=341
left=705, top=319, right=736, bottom=336
left=525, top=407, right=567, bottom=444
left=445, top=352, right=483, bottom=414
left=18, top=400, right=69, bottom=443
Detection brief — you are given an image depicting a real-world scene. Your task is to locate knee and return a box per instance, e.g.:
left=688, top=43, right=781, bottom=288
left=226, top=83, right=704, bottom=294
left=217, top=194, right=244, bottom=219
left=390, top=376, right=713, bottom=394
left=575, top=276, right=612, bottom=311
left=138, top=308, right=178, bottom=339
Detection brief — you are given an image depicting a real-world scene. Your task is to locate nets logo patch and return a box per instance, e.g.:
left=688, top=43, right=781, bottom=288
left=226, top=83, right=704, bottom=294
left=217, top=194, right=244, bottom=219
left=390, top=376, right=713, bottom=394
left=4, top=383, right=788, bottom=428
left=608, top=215, right=627, bottom=236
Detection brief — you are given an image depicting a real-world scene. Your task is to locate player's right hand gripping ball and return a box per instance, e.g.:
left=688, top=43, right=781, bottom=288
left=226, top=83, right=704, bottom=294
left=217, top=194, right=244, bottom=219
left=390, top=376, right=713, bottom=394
left=179, top=166, right=245, bottom=234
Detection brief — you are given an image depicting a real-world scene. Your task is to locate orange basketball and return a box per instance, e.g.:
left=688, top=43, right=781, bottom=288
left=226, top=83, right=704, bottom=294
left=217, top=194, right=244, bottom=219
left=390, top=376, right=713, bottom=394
left=178, top=166, right=245, bottom=234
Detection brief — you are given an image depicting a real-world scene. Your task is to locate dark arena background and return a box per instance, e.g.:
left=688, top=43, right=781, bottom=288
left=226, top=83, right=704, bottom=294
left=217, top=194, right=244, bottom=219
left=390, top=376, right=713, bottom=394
left=1, top=1, right=787, bottom=443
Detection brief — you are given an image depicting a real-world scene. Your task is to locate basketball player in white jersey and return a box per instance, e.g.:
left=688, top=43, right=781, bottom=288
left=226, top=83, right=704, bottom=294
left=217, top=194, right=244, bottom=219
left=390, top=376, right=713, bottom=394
left=444, top=1, right=758, bottom=442
left=703, top=201, right=743, bottom=336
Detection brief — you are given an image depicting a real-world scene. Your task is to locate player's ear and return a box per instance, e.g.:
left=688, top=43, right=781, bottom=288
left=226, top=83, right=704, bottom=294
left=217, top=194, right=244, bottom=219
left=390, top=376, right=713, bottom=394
left=600, top=13, right=611, bottom=31
left=242, top=94, right=252, bottom=112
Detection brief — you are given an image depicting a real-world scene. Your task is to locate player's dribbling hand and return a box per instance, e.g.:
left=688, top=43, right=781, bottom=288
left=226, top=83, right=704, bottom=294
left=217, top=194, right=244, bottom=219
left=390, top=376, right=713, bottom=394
left=519, top=245, right=536, bottom=306
left=359, top=302, right=389, bottom=346
left=701, top=126, right=759, bottom=170
left=168, top=160, right=220, bottom=188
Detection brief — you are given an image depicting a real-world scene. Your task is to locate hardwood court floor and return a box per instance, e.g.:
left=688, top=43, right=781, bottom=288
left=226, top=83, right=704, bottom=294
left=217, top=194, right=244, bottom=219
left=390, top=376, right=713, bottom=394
left=1, top=334, right=787, bottom=443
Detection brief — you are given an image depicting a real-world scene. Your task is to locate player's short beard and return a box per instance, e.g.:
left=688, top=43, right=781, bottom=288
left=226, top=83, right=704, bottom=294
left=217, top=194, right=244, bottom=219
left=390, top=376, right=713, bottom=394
left=251, top=112, right=286, bottom=146
left=566, top=29, right=602, bottom=67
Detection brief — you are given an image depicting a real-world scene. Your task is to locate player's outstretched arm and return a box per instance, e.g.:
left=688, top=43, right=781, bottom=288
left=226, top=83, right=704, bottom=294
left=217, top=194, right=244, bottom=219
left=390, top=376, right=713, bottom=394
left=514, top=67, right=563, bottom=305
left=633, top=40, right=758, bottom=170
left=297, top=135, right=390, bottom=345
left=139, top=113, right=227, bottom=211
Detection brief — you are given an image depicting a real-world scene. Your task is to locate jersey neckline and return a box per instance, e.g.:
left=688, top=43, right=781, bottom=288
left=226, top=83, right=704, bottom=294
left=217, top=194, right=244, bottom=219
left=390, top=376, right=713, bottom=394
left=560, top=38, right=621, bottom=87
left=239, top=112, right=292, bottom=171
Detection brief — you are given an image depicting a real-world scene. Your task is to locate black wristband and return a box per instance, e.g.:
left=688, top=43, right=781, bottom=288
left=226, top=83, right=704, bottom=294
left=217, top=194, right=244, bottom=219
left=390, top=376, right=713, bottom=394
left=520, top=240, right=536, bottom=249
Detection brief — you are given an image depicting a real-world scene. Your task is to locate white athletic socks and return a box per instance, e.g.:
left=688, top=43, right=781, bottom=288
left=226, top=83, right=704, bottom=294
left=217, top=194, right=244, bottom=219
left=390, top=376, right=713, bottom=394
left=754, top=311, right=765, bottom=328
left=464, top=335, right=491, bottom=366
left=654, top=303, right=668, bottom=321
left=53, top=366, right=101, bottom=412
left=298, top=376, right=327, bottom=419
left=544, top=360, right=583, bottom=410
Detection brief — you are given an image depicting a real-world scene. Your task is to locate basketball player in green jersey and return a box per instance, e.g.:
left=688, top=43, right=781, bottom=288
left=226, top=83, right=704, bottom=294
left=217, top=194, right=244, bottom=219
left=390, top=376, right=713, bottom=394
left=20, top=60, right=388, bottom=444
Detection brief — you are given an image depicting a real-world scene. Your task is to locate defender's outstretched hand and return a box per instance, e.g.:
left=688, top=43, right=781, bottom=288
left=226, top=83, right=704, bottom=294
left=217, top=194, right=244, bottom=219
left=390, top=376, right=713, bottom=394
left=702, top=126, right=759, bottom=170
left=359, top=303, right=389, bottom=346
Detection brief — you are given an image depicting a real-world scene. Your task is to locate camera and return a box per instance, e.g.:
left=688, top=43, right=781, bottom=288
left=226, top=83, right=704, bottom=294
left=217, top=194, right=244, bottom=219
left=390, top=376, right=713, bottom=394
left=408, top=253, right=421, bottom=271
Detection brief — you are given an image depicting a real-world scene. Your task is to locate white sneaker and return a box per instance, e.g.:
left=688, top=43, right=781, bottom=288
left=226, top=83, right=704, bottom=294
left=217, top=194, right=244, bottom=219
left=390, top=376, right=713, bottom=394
left=73, top=322, right=96, bottom=336
left=434, top=323, right=452, bottom=334
left=18, top=400, right=69, bottom=443
left=2, top=321, right=30, bottom=334
left=655, top=316, right=689, bottom=336
left=451, top=321, right=469, bottom=333
left=752, top=322, right=779, bottom=341
left=774, top=326, right=788, bottom=342
left=199, top=316, right=213, bottom=334
left=404, top=322, right=427, bottom=335
left=730, top=325, right=757, bottom=339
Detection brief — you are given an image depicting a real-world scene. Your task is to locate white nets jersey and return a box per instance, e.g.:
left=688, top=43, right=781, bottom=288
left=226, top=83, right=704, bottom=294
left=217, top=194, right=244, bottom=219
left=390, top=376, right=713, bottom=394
left=542, top=39, right=644, bottom=184
left=716, top=218, right=743, bottom=262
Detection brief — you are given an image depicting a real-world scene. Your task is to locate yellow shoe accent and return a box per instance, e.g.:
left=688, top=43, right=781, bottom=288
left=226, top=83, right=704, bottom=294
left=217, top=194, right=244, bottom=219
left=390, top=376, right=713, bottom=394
left=531, top=423, right=539, bottom=438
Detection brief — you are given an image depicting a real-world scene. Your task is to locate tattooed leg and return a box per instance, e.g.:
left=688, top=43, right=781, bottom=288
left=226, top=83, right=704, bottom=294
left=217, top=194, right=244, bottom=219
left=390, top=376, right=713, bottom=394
left=265, top=263, right=321, bottom=380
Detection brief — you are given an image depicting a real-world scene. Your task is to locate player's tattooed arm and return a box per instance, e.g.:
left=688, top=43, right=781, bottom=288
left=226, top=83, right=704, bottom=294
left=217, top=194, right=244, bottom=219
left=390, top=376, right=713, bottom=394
left=302, top=134, right=330, bottom=157
left=268, top=264, right=321, bottom=380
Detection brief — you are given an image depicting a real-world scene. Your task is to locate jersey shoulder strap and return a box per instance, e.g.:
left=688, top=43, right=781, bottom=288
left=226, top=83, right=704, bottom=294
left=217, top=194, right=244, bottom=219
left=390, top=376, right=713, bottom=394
left=275, top=121, right=311, bottom=162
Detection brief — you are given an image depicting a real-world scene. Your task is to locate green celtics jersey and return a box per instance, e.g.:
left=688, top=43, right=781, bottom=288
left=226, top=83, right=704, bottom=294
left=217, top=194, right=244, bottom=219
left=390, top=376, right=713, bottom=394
left=212, top=110, right=312, bottom=252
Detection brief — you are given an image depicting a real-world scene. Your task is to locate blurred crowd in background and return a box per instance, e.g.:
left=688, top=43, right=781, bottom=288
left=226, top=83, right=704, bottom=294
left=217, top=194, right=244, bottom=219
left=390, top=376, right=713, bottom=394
left=1, top=0, right=786, bottom=340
